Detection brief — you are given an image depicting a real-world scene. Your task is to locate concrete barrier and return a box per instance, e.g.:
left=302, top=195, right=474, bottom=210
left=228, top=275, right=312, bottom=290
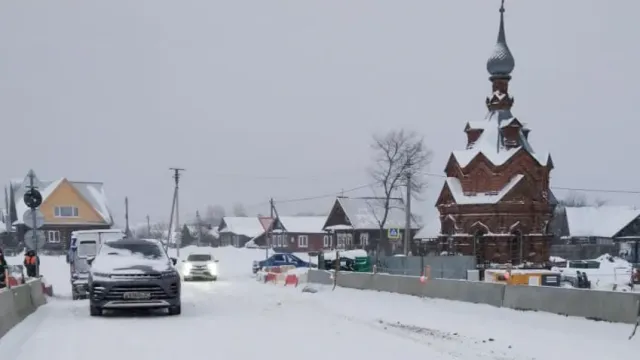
left=306, top=270, right=640, bottom=324
left=307, top=269, right=333, bottom=285
left=502, top=285, right=640, bottom=324
left=332, top=272, right=505, bottom=308
left=0, top=279, right=48, bottom=339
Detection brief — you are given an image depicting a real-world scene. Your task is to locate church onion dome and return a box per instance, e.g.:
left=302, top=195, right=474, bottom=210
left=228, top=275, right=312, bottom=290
left=486, top=1, right=515, bottom=78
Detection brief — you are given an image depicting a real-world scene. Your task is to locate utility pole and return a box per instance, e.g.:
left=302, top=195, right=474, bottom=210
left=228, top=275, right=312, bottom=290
left=124, top=197, right=131, bottom=237
left=170, top=168, right=185, bottom=258
left=25, top=170, right=42, bottom=277
left=404, top=169, right=412, bottom=256
left=146, top=215, right=151, bottom=238
left=3, top=186, right=10, bottom=249
left=267, top=198, right=273, bottom=260
left=196, top=210, right=204, bottom=247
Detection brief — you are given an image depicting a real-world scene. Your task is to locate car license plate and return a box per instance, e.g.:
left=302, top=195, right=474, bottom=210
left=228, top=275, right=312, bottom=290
left=123, top=292, right=151, bottom=300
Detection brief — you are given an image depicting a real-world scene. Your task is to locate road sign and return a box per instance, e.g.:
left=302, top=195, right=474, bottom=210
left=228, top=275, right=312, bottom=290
left=22, top=170, right=42, bottom=189
left=23, top=208, right=45, bottom=229
left=23, top=189, right=43, bottom=208
left=388, top=228, right=400, bottom=239
left=24, top=230, right=46, bottom=250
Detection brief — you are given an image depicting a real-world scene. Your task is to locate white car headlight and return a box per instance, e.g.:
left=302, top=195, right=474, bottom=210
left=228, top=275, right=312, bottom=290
left=183, top=263, right=193, bottom=274
left=207, top=263, right=217, bottom=274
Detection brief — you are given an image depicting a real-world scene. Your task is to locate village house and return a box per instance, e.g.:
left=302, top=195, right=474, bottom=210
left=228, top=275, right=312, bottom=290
left=217, top=216, right=265, bottom=247
left=434, top=4, right=556, bottom=266
left=322, top=196, right=420, bottom=254
left=549, top=205, right=640, bottom=261
left=9, top=176, right=113, bottom=251
left=269, top=216, right=328, bottom=252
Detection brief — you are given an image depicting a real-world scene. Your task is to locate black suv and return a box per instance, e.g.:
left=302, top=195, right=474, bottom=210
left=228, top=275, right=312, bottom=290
left=87, top=238, right=181, bottom=316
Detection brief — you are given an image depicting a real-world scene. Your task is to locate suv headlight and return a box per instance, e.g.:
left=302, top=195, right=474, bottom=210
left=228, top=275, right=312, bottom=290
left=92, top=272, right=111, bottom=278
left=161, top=270, right=179, bottom=278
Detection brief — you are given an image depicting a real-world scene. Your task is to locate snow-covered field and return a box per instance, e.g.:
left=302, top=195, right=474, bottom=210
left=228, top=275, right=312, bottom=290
left=1, top=246, right=639, bottom=359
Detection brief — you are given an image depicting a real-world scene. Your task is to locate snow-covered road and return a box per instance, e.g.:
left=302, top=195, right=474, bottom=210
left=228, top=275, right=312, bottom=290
left=1, top=247, right=638, bottom=359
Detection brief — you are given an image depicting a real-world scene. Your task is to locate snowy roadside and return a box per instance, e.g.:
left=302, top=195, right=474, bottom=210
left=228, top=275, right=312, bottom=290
left=287, top=283, right=639, bottom=359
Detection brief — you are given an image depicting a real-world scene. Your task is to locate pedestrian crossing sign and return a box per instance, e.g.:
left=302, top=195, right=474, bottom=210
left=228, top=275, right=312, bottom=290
left=388, top=228, right=400, bottom=239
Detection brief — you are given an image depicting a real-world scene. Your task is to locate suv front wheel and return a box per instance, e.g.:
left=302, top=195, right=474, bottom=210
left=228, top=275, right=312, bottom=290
left=90, top=306, right=103, bottom=317
left=168, top=305, right=181, bottom=316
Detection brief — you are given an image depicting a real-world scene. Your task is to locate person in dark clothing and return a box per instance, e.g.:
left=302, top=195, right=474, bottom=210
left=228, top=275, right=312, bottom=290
left=576, top=271, right=583, bottom=288
left=23, top=250, right=39, bottom=278
left=0, top=248, right=9, bottom=289
left=581, top=272, right=591, bottom=289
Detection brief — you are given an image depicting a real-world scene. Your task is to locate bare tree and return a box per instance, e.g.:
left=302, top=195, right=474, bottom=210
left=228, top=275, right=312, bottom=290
left=593, top=198, right=609, bottom=207
left=558, top=192, right=588, bottom=207
left=295, top=211, right=326, bottom=216
left=559, top=191, right=608, bottom=208
left=149, top=222, right=170, bottom=240
left=204, top=205, right=225, bottom=225
left=233, top=203, right=248, bottom=217
left=369, top=129, right=432, bottom=255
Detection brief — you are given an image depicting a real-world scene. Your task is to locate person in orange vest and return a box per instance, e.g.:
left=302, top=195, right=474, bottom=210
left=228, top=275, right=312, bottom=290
left=24, top=250, right=39, bottom=278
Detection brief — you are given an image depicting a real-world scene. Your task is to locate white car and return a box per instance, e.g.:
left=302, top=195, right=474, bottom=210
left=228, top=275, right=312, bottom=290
left=181, top=253, right=219, bottom=281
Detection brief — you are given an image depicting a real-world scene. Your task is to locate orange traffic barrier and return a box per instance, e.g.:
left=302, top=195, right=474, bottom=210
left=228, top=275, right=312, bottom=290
left=284, top=274, right=299, bottom=287
left=265, top=273, right=277, bottom=283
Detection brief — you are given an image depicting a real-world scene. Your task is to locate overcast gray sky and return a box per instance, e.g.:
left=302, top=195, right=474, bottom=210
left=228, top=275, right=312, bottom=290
left=0, top=0, right=637, bottom=226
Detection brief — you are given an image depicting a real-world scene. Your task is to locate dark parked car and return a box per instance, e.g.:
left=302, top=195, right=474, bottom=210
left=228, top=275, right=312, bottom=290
left=87, top=239, right=181, bottom=317
left=323, top=257, right=356, bottom=272
left=252, top=253, right=311, bottom=274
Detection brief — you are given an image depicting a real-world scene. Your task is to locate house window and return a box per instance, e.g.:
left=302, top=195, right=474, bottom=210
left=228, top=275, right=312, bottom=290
left=47, top=230, right=61, bottom=243
left=298, top=235, right=308, bottom=248
left=346, top=233, right=353, bottom=246
left=323, top=235, right=331, bottom=248
left=360, top=233, right=369, bottom=246
left=55, top=206, right=78, bottom=217
left=337, top=233, right=346, bottom=249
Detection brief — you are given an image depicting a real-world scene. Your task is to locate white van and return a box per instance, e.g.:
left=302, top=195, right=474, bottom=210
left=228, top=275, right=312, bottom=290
left=71, top=229, right=126, bottom=259
left=69, top=229, right=125, bottom=300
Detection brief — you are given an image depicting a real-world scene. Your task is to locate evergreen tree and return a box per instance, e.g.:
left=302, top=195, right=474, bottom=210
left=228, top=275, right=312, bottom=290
left=181, top=224, right=195, bottom=247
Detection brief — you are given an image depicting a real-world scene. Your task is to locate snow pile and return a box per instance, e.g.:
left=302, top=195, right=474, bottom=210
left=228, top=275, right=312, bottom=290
left=292, top=249, right=367, bottom=264
left=553, top=253, right=634, bottom=291
left=549, top=256, right=566, bottom=263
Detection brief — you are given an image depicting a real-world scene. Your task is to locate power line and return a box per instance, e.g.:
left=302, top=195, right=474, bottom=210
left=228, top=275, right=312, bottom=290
left=415, top=171, right=640, bottom=195
left=269, top=173, right=640, bottom=206
left=209, top=170, right=363, bottom=181
left=276, top=182, right=379, bottom=204
left=240, top=171, right=640, bottom=211
left=550, top=186, right=640, bottom=195
left=191, top=169, right=640, bottom=196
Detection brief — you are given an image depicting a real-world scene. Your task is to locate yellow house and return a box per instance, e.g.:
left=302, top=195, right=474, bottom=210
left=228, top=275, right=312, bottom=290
left=9, top=177, right=113, bottom=251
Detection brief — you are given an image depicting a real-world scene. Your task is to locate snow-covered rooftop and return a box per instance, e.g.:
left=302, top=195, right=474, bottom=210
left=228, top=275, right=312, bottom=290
left=333, top=197, right=420, bottom=230
left=209, top=226, right=219, bottom=238
left=278, top=216, right=327, bottom=233
left=11, top=178, right=113, bottom=225
left=453, top=109, right=549, bottom=168
left=414, top=213, right=441, bottom=239
left=444, top=174, right=524, bottom=205
left=218, top=216, right=264, bottom=238
left=414, top=213, right=441, bottom=240
left=565, top=206, right=640, bottom=238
